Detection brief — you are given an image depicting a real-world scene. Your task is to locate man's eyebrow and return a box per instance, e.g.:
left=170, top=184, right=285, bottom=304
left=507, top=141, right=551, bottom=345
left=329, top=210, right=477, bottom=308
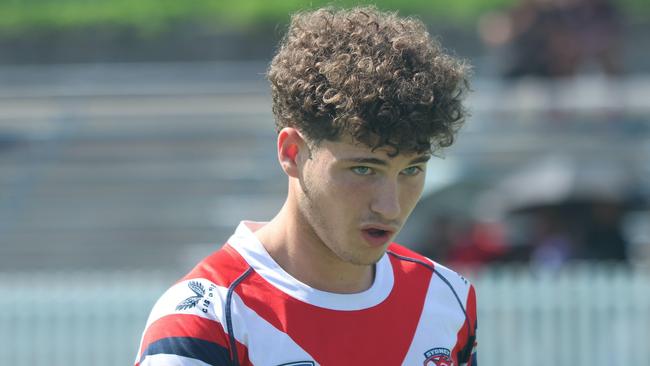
left=409, top=155, right=431, bottom=164
left=342, top=155, right=431, bottom=166
left=343, top=157, right=389, bottom=166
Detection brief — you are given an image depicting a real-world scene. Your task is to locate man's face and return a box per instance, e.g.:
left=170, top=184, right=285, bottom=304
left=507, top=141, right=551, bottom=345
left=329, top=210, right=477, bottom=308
left=296, top=135, right=429, bottom=266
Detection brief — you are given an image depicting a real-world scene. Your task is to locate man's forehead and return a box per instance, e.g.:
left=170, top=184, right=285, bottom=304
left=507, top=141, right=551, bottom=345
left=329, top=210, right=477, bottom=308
left=319, top=137, right=430, bottom=162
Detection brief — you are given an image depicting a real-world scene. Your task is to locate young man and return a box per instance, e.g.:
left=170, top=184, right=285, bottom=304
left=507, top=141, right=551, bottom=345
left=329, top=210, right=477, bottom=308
left=135, top=7, right=477, bottom=366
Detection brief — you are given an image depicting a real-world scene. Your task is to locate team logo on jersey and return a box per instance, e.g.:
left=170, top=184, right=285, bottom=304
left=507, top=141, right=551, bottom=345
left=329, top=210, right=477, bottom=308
left=276, top=362, right=314, bottom=366
left=423, top=347, right=454, bottom=366
left=176, top=281, right=206, bottom=311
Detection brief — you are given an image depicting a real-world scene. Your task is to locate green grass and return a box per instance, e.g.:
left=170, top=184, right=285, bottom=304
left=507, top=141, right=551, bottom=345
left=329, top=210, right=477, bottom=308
left=0, top=0, right=648, bottom=35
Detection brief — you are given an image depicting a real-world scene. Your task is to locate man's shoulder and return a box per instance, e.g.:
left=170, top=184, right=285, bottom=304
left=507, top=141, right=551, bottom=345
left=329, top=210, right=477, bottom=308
left=180, top=243, right=250, bottom=288
left=135, top=244, right=246, bottom=365
left=138, top=244, right=250, bottom=337
left=387, top=242, right=473, bottom=291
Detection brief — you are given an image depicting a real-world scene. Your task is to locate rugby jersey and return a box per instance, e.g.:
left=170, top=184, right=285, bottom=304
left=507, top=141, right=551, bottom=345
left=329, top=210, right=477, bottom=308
left=135, top=221, right=478, bottom=366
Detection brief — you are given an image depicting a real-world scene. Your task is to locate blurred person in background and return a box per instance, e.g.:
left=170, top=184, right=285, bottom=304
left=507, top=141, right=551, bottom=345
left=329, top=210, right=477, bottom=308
left=501, top=200, right=631, bottom=268
left=135, top=6, right=478, bottom=366
left=445, top=221, right=509, bottom=270
left=421, top=216, right=508, bottom=270
left=527, top=208, right=578, bottom=269
left=581, top=201, right=628, bottom=261
left=479, top=0, right=623, bottom=78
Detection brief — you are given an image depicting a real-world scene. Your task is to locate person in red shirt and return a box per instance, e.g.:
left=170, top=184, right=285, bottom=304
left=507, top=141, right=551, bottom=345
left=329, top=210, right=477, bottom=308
left=136, top=6, right=477, bottom=366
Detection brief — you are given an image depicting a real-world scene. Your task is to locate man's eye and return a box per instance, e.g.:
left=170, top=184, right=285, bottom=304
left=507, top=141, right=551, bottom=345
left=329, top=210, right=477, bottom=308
left=351, top=166, right=373, bottom=175
left=401, top=166, right=423, bottom=176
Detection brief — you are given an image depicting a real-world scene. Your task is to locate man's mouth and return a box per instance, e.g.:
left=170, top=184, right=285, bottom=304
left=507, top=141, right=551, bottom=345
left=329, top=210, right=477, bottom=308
left=360, top=226, right=395, bottom=247
left=366, top=228, right=389, bottom=238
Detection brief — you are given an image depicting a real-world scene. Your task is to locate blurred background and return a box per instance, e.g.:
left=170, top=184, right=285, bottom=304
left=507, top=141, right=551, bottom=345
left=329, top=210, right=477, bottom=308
left=0, top=0, right=649, bottom=365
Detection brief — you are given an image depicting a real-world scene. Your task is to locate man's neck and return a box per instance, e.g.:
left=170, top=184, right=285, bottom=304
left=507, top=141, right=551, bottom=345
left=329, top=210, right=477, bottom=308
left=253, top=204, right=375, bottom=294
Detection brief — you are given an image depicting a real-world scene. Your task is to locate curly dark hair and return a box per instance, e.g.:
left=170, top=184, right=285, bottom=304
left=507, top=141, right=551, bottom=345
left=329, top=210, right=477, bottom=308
left=267, top=6, right=470, bottom=155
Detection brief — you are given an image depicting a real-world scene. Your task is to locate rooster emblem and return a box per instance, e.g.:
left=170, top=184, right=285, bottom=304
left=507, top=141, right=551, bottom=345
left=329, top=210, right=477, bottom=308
left=423, top=348, right=454, bottom=366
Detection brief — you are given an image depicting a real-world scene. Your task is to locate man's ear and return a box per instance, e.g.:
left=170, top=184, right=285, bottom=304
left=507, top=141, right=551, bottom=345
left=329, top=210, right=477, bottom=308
left=277, top=127, right=308, bottom=178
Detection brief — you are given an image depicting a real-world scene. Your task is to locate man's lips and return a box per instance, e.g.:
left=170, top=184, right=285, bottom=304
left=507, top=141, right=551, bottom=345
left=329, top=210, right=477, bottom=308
left=360, top=224, right=398, bottom=247
left=360, top=223, right=398, bottom=233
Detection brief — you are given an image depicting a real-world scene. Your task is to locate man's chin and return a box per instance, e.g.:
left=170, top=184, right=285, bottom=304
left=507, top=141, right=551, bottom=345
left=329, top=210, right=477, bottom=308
left=346, top=248, right=387, bottom=266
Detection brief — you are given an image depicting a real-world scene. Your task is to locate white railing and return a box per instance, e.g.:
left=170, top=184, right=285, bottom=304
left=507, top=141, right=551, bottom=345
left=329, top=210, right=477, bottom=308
left=474, top=264, right=650, bottom=366
left=0, top=271, right=171, bottom=366
left=0, top=265, right=648, bottom=366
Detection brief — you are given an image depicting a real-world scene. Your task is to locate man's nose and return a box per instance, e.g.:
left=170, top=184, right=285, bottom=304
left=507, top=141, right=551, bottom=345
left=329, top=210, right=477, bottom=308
left=370, top=179, right=401, bottom=220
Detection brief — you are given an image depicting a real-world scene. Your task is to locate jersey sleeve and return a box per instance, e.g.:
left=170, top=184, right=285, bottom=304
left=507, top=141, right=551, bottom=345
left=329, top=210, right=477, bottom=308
left=134, top=278, right=236, bottom=366
left=460, top=284, right=478, bottom=366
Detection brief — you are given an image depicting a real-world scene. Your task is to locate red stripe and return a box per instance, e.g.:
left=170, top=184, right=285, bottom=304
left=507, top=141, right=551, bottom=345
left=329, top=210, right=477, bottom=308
left=451, top=284, right=477, bottom=365
left=466, top=284, right=477, bottom=331
left=138, top=313, right=249, bottom=365
left=466, top=284, right=478, bottom=366
left=234, top=251, right=432, bottom=366
left=387, top=242, right=432, bottom=263
left=178, top=244, right=250, bottom=287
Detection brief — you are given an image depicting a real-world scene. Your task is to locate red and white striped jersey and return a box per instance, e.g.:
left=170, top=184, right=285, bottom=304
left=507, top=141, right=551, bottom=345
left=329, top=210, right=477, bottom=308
left=135, top=221, right=478, bottom=366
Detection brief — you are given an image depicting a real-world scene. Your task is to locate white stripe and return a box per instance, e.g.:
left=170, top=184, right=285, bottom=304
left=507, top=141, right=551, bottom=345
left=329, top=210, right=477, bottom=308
left=139, top=353, right=212, bottom=366
left=401, top=261, right=471, bottom=365
left=138, top=277, right=317, bottom=365
left=143, top=279, right=226, bottom=329
left=228, top=220, right=394, bottom=311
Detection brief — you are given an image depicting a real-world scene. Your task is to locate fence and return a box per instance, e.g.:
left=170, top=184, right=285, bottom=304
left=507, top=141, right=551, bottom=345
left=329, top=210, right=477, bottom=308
left=474, top=264, right=650, bottom=366
left=0, top=264, right=649, bottom=366
left=0, top=271, right=170, bottom=366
